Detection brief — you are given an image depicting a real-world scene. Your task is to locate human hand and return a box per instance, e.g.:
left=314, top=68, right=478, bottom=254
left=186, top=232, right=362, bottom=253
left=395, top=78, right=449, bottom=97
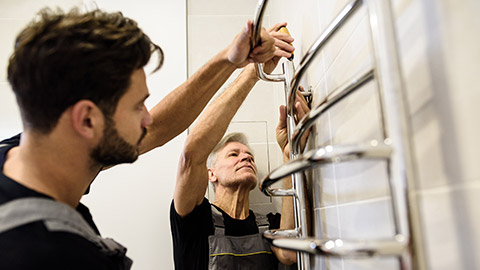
left=227, top=20, right=281, bottom=68
left=276, top=87, right=311, bottom=159
left=262, top=22, right=295, bottom=74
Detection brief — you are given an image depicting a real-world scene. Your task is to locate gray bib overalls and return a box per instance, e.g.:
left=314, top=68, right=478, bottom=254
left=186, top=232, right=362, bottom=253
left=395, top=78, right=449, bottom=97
left=0, top=197, right=132, bottom=270
left=208, top=205, right=276, bottom=270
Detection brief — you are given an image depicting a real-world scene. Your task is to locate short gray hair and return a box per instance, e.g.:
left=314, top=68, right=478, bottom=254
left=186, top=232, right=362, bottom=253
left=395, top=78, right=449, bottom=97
left=206, top=132, right=249, bottom=168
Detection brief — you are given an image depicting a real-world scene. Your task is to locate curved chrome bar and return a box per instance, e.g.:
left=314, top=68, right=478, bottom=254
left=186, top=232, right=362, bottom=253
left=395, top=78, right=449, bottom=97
left=263, top=229, right=300, bottom=239
left=287, top=0, right=362, bottom=119
left=260, top=141, right=392, bottom=195
left=271, top=235, right=406, bottom=257
left=252, top=0, right=286, bottom=82
left=264, top=187, right=296, bottom=197
left=291, top=69, right=374, bottom=153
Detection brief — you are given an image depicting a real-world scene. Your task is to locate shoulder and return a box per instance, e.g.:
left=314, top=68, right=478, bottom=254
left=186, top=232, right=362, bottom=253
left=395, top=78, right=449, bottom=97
left=0, top=222, right=114, bottom=270
left=170, top=198, right=214, bottom=239
left=0, top=133, right=21, bottom=147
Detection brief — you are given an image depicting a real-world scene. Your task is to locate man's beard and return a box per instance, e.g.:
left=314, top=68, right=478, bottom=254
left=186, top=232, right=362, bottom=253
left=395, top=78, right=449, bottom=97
left=90, top=116, right=147, bottom=167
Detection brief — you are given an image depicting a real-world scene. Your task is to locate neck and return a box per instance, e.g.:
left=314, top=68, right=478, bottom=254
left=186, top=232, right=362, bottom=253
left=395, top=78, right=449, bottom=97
left=213, top=187, right=250, bottom=219
left=3, top=131, right=100, bottom=208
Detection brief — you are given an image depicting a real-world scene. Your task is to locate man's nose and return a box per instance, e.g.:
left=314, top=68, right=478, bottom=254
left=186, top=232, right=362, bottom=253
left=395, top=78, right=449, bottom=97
left=241, top=154, right=253, bottom=163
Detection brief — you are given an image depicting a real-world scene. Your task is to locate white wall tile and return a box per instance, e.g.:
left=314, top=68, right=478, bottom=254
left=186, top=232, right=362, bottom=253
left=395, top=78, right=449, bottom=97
left=322, top=5, right=369, bottom=78
left=317, top=206, right=341, bottom=238
left=324, top=13, right=374, bottom=93
left=337, top=198, right=396, bottom=239
left=419, top=181, right=480, bottom=270
left=342, top=257, right=400, bottom=270
left=334, top=160, right=390, bottom=204
left=327, top=81, right=384, bottom=145
left=312, top=164, right=338, bottom=208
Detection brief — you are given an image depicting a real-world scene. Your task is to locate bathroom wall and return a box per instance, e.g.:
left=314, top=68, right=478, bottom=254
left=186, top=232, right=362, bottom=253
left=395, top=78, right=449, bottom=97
left=187, top=0, right=480, bottom=269
left=0, top=1, right=186, bottom=269
left=268, top=0, right=480, bottom=269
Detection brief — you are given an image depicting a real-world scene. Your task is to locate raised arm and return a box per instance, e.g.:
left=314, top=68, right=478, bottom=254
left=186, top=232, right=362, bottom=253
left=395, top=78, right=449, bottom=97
left=173, top=23, right=294, bottom=217
left=140, top=21, right=293, bottom=153
left=270, top=89, right=311, bottom=265
left=173, top=64, right=258, bottom=217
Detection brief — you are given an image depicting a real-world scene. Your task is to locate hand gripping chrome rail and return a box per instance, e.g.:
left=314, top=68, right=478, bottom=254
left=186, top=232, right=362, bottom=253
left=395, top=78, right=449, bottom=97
left=252, top=0, right=285, bottom=82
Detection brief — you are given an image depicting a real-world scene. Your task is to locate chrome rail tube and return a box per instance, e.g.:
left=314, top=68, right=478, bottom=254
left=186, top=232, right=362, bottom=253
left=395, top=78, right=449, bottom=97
left=252, top=0, right=286, bottom=82
left=282, top=61, right=309, bottom=270
left=291, top=69, right=374, bottom=153
left=287, top=0, right=363, bottom=124
left=365, top=0, right=425, bottom=268
left=263, top=229, right=300, bottom=239
left=260, top=141, right=393, bottom=196
left=271, top=236, right=406, bottom=257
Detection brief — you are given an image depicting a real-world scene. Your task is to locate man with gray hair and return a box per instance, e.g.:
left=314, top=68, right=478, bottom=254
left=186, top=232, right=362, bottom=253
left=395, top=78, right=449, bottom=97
left=170, top=23, right=309, bottom=270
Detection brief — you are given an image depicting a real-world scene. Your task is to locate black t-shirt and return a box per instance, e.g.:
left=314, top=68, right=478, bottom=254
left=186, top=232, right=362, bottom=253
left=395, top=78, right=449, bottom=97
left=0, top=134, right=119, bottom=270
left=170, top=198, right=281, bottom=270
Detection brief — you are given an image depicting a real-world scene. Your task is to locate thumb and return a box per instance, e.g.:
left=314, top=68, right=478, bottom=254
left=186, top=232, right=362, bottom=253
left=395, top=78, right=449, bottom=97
left=278, top=105, right=287, bottom=128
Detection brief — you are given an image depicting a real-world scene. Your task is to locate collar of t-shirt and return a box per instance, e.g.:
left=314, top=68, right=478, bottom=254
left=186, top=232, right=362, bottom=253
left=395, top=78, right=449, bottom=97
left=211, top=204, right=259, bottom=236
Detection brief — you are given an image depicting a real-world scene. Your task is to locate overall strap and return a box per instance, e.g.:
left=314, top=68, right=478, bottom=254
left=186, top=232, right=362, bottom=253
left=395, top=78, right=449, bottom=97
left=0, top=198, right=132, bottom=265
left=210, top=204, right=225, bottom=235
left=254, top=211, right=270, bottom=234
left=210, top=205, right=271, bottom=235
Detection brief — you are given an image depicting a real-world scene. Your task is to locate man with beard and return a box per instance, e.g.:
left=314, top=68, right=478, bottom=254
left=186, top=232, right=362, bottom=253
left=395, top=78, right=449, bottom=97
left=0, top=8, right=293, bottom=270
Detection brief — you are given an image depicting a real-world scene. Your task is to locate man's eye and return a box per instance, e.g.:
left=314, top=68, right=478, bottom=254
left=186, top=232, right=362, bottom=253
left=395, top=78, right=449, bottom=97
left=229, top=153, right=238, bottom=157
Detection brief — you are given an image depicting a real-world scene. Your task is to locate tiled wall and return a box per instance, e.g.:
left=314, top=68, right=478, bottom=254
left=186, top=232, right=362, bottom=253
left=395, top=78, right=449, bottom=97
left=187, top=0, right=480, bottom=269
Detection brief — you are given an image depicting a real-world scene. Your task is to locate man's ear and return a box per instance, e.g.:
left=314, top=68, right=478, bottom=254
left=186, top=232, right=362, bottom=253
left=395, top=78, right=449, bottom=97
left=208, top=168, right=217, bottom=184
left=70, top=100, right=104, bottom=139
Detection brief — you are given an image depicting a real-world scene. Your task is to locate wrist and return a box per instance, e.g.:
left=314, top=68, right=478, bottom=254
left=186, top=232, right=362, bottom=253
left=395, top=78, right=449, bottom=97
left=242, top=64, right=260, bottom=82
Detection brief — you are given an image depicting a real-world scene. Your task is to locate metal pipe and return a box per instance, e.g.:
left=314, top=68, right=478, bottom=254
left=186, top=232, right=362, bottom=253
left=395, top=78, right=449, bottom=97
left=271, top=235, right=406, bottom=257
left=260, top=141, right=392, bottom=195
left=287, top=0, right=363, bottom=133
left=252, top=0, right=286, bottom=82
left=291, top=69, right=374, bottom=153
left=365, top=0, right=426, bottom=268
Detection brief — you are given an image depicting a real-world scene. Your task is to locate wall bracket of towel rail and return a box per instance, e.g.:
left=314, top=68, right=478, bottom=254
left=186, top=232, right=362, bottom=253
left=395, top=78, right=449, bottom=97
left=252, top=0, right=426, bottom=269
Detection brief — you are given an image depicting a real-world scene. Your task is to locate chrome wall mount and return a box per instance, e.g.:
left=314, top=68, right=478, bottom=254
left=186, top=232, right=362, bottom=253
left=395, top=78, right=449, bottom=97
left=252, top=0, right=425, bottom=269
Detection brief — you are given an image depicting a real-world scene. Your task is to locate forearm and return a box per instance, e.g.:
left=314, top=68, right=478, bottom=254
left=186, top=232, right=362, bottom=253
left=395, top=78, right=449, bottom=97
left=184, top=64, right=258, bottom=162
left=271, top=152, right=297, bottom=265
left=173, top=65, right=258, bottom=216
left=140, top=48, right=237, bottom=153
